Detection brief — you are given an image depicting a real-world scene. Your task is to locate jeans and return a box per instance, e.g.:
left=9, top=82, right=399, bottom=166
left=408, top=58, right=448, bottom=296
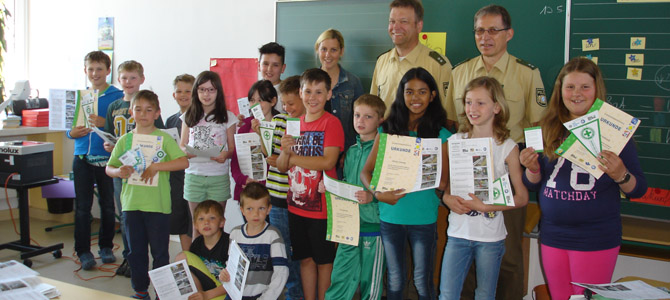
left=113, top=177, right=130, bottom=258
left=269, top=206, right=304, bottom=300
left=73, top=156, right=115, bottom=256
left=439, top=237, right=505, bottom=300
left=380, top=221, right=436, bottom=300
left=125, top=211, right=170, bottom=292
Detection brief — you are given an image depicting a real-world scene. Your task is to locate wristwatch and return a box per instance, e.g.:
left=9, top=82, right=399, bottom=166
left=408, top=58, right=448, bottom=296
left=615, top=171, right=631, bottom=185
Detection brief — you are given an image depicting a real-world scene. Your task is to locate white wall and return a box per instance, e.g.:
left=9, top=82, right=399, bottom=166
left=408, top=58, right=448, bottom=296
left=26, top=0, right=276, bottom=119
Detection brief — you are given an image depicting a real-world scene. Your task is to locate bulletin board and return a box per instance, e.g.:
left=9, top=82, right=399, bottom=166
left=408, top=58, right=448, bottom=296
left=568, top=0, right=670, bottom=219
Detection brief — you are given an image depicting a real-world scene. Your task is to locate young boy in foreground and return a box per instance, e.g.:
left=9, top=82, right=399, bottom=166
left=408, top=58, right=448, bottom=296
left=277, top=68, right=344, bottom=300
left=219, top=183, right=289, bottom=299
left=175, top=200, right=230, bottom=300
left=166, top=73, right=196, bottom=252
left=103, top=60, right=163, bottom=276
left=68, top=50, right=123, bottom=270
left=324, top=94, right=387, bottom=300
left=106, top=90, right=188, bottom=299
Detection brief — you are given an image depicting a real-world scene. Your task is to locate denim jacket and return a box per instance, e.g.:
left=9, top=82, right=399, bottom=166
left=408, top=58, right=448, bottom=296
left=325, top=64, right=364, bottom=150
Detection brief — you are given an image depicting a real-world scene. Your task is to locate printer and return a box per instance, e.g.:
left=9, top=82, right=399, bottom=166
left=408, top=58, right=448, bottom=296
left=0, top=141, right=54, bottom=185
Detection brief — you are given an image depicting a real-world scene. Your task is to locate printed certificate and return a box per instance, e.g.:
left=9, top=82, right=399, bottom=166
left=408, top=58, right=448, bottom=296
left=234, top=133, right=267, bottom=181
left=556, top=99, right=641, bottom=178
left=324, top=174, right=361, bottom=246
left=369, top=133, right=442, bottom=193
left=128, top=133, right=163, bottom=187
left=448, top=137, right=495, bottom=204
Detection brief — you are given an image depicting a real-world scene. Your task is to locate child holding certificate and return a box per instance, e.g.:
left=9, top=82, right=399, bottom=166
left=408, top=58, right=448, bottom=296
left=277, top=68, right=344, bottom=300
left=263, top=76, right=305, bottom=300
left=439, top=77, right=528, bottom=300
left=180, top=71, right=238, bottom=240
left=519, top=58, right=647, bottom=300
left=106, top=90, right=189, bottom=299
left=325, top=94, right=386, bottom=300
left=361, top=67, right=451, bottom=300
left=228, top=80, right=279, bottom=229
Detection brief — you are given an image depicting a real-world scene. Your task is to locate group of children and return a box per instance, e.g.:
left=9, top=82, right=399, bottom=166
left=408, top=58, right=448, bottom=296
left=68, top=38, right=646, bottom=300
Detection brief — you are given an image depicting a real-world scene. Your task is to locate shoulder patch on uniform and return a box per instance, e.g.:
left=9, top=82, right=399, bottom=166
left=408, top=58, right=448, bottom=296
left=377, top=49, right=392, bottom=60
left=536, top=88, right=547, bottom=107
left=516, top=58, right=537, bottom=70
left=429, top=51, right=447, bottom=66
left=452, top=57, right=472, bottom=69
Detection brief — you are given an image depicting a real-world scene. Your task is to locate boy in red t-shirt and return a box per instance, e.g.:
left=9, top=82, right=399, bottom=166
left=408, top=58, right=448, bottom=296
left=277, top=68, right=344, bottom=300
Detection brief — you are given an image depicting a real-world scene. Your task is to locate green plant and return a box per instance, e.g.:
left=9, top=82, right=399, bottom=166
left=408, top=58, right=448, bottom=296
left=0, top=2, right=10, bottom=104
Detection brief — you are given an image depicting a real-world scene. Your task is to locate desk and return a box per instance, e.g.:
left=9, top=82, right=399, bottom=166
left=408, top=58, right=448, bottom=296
left=39, top=277, right=130, bottom=300
left=0, top=178, right=63, bottom=267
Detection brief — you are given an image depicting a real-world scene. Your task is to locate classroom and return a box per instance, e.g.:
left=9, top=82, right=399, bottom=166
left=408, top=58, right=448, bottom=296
left=0, top=0, right=668, bottom=299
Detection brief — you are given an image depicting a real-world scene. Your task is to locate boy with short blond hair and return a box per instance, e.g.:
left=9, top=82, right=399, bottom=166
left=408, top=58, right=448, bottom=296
left=104, top=60, right=165, bottom=276
left=106, top=90, right=189, bottom=299
left=174, top=200, right=229, bottom=300
left=219, top=183, right=289, bottom=299
left=277, top=68, right=344, bottom=300
left=166, top=73, right=196, bottom=252
left=68, top=50, right=124, bottom=270
left=325, top=94, right=387, bottom=300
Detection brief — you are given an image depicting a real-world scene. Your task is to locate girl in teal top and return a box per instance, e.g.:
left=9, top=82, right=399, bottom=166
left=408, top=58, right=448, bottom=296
left=361, top=67, right=450, bottom=300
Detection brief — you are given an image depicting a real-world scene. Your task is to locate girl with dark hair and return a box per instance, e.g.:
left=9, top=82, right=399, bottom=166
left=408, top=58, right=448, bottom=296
left=227, top=80, right=279, bottom=230
left=180, top=71, right=238, bottom=240
left=361, top=67, right=450, bottom=300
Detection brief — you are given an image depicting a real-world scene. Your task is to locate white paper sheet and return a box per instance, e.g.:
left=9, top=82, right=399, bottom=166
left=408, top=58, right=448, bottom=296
left=223, top=240, right=250, bottom=300
left=572, top=280, right=670, bottom=299
left=148, top=260, right=197, bottom=300
left=234, top=133, right=267, bottom=181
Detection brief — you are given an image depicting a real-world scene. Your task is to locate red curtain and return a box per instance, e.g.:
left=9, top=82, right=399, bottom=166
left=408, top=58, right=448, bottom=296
left=209, top=58, right=259, bottom=115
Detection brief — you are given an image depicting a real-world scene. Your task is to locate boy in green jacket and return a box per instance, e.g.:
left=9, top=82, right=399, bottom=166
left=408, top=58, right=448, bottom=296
left=325, top=94, right=387, bottom=300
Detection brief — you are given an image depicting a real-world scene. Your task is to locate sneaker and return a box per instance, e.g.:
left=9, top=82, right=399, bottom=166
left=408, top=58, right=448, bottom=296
left=99, top=248, right=116, bottom=264
left=79, top=252, right=96, bottom=270
left=123, top=263, right=132, bottom=278
left=116, top=259, right=129, bottom=275
left=131, top=290, right=150, bottom=299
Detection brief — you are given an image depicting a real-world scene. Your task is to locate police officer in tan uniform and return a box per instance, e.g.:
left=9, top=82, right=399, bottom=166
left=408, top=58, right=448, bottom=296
left=444, top=5, right=546, bottom=300
left=371, top=0, right=452, bottom=116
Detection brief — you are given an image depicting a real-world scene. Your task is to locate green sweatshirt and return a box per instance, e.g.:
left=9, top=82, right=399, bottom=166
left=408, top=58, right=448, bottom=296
left=343, top=135, right=380, bottom=233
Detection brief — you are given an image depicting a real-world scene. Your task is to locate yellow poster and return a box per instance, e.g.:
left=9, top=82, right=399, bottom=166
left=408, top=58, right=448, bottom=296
left=582, top=38, right=600, bottom=51
left=583, top=55, right=598, bottom=64
left=419, top=32, right=446, bottom=55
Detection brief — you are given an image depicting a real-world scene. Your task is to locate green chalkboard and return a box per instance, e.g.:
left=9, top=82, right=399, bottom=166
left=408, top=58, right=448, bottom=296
left=569, top=0, right=670, bottom=220
left=276, top=0, right=390, bottom=90
left=276, top=0, right=567, bottom=98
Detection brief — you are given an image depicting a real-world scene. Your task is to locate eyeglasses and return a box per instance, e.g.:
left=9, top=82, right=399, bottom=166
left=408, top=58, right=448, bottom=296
left=197, top=88, right=217, bottom=94
left=473, top=27, right=510, bottom=36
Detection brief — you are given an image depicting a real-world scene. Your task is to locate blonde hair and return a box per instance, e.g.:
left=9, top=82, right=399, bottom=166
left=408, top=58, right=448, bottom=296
left=118, top=60, right=144, bottom=77
left=354, top=94, right=386, bottom=120
left=314, top=28, right=345, bottom=53
left=192, top=200, right=224, bottom=223
left=542, top=57, right=606, bottom=160
left=458, top=76, right=510, bottom=144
